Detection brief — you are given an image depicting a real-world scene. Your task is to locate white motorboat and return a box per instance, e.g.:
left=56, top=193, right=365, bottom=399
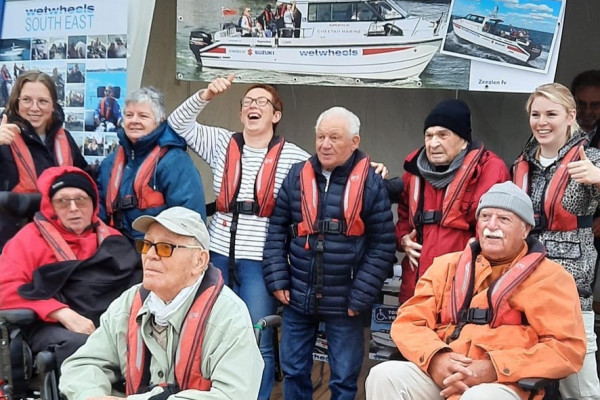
left=451, top=6, right=541, bottom=64
left=189, top=0, right=445, bottom=81
left=0, top=44, right=25, bottom=61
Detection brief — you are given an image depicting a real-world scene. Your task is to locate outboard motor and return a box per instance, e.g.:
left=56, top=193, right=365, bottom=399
left=189, top=29, right=212, bottom=69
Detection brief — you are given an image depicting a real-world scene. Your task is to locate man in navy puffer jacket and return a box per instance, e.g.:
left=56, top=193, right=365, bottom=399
left=263, top=106, right=396, bottom=400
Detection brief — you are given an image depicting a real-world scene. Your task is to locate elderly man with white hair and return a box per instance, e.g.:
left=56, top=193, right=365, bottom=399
left=60, top=206, right=263, bottom=400
left=263, top=106, right=396, bottom=400
left=366, top=181, right=587, bottom=400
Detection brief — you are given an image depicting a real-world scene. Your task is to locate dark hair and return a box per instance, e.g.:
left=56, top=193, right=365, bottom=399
left=243, top=83, right=283, bottom=131
left=571, top=70, right=600, bottom=95
left=6, top=70, right=58, bottom=126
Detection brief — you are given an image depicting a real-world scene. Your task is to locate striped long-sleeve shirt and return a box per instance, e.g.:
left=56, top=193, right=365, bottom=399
left=168, top=92, right=310, bottom=261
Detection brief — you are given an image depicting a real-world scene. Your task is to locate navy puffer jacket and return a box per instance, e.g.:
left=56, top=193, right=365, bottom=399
left=263, top=150, right=396, bottom=316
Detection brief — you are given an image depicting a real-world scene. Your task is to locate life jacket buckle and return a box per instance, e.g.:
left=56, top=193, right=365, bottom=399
left=465, top=308, right=492, bottom=325
left=317, top=219, right=346, bottom=234
left=117, top=195, right=138, bottom=210
left=234, top=201, right=259, bottom=215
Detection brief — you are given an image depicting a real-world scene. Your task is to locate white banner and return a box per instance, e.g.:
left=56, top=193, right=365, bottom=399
left=1, top=0, right=128, bottom=165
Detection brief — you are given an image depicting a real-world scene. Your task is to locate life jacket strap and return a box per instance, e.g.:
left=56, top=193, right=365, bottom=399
left=289, top=219, right=347, bottom=238
left=412, top=210, right=443, bottom=226
left=532, top=214, right=593, bottom=233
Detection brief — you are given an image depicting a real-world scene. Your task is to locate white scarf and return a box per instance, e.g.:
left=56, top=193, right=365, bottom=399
left=146, top=273, right=205, bottom=326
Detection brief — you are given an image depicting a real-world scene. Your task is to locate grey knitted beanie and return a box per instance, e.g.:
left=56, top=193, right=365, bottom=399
left=476, top=181, right=535, bottom=226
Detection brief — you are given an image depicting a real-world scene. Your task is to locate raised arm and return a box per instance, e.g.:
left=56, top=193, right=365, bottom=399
left=167, top=75, right=236, bottom=167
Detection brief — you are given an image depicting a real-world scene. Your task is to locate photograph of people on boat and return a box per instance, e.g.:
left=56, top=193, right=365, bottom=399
left=176, top=0, right=460, bottom=88
left=441, top=0, right=563, bottom=73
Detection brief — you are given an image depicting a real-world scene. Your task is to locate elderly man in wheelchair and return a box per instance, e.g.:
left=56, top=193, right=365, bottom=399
left=59, top=207, right=264, bottom=400
left=0, top=166, right=141, bottom=400
left=365, top=182, right=587, bottom=400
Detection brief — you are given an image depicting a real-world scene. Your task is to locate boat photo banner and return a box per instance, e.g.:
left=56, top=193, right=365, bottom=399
left=0, top=0, right=129, bottom=166
left=176, top=0, right=565, bottom=93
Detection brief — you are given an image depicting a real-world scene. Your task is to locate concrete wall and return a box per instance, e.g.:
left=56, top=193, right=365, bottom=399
left=142, top=0, right=600, bottom=201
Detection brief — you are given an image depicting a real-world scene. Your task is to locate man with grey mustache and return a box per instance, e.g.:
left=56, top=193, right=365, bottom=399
left=366, top=181, right=586, bottom=400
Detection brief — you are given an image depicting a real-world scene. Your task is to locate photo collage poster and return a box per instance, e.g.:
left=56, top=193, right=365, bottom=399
left=0, top=0, right=128, bottom=166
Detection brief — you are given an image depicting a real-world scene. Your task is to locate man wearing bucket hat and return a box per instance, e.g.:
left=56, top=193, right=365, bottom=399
left=366, top=182, right=586, bottom=400
left=395, top=99, right=510, bottom=303
left=60, top=206, right=263, bottom=400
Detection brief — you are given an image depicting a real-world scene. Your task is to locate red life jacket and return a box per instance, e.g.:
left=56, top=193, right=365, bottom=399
left=216, top=133, right=285, bottom=218
left=33, top=212, right=111, bottom=261
left=295, top=154, right=370, bottom=237
left=125, top=266, right=224, bottom=395
left=439, top=238, right=546, bottom=341
left=105, top=145, right=167, bottom=225
left=408, top=144, right=484, bottom=232
left=10, top=129, right=73, bottom=193
left=100, top=98, right=112, bottom=120
left=513, top=137, right=588, bottom=231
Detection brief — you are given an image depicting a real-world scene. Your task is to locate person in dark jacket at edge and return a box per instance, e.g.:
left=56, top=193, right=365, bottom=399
left=0, top=166, right=141, bottom=367
left=97, top=87, right=206, bottom=245
left=263, top=106, right=396, bottom=400
left=395, top=99, right=510, bottom=303
left=0, top=70, right=88, bottom=252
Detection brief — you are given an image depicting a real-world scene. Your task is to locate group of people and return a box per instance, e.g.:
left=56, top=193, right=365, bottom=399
left=0, top=66, right=600, bottom=400
left=241, top=2, right=302, bottom=38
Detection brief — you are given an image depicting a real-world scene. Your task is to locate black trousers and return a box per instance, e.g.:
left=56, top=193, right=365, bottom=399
left=27, top=322, right=88, bottom=368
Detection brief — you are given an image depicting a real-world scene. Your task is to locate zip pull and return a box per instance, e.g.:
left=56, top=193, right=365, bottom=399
left=223, top=219, right=227, bottom=227
left=304, top=235, right=310, bottom=250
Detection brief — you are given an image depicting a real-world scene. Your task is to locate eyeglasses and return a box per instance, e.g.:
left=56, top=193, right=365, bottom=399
left=240, top=96, right=278, bottom=109
left=18, top=97, right=53, bottom=109
left=135, top=239, right=204, bottom=258
left=52, top=196, right=92, bottom=210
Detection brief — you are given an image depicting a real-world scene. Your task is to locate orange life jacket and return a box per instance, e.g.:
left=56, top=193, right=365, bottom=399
left=439, top=238, right=546, bottom=341
left=295, top=154, right=370, bottom=238
left=105, top=145, right=167, bottom=225
left=216, top=133, right=284, bottom=218
left=33, top=212, right=110, bottom=261
left=125, top=266, right=224, bottom=395
left=513, top=138, right=588, bottom=231
left=408, top=144, right=484, bottom=232
left=10, top=129, right=73, bottom=193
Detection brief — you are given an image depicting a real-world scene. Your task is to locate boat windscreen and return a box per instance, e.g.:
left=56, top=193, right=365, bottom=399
left=367, top=0, right=407, bottom=20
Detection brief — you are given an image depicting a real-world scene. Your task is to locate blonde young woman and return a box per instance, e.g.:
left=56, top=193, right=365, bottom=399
left=513, top=82, right=600, bottom=399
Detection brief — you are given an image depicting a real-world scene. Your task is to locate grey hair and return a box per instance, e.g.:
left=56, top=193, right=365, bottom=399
left=315, top=106, right=361, bottom=137
left=125, top=86, right=166, bottom=124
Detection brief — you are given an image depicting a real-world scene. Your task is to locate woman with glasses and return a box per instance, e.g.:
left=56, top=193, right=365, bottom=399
left=168, top=74, right=310, bottom=400
left=0, top=166, right=140, bottom=368
left=0, top=70, right=87, bottom=252
left=96, top=86, right=206, bottom=245
left=513, top=82, right=600, bottom=399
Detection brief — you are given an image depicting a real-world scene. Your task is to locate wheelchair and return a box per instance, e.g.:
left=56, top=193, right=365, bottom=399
left=0, top=309, right=61, bottom=400
left=0, top=313, right=283, bottom=400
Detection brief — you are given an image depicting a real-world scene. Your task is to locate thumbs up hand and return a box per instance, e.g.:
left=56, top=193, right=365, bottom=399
left=567, top=146, right=600, bottom=185
left=0, top=114, right=22, bottom=146
left=200, top=73, right=235, bottom=101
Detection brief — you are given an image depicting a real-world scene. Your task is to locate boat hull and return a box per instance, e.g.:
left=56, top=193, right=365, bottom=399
left=193, top=36, right=442, bottom=81
left=452, top=19, right=533, bottom=63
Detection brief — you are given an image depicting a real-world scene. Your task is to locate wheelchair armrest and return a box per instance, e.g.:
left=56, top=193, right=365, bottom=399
left=0, top=309, right=37, bottom=325
left=36, top=351, right=57, bottom=374
left=0, top=191, right=41, bottom=219
left=517, top=377, right=556, bottom=391
left=256, top=315, right=282, bottom=330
